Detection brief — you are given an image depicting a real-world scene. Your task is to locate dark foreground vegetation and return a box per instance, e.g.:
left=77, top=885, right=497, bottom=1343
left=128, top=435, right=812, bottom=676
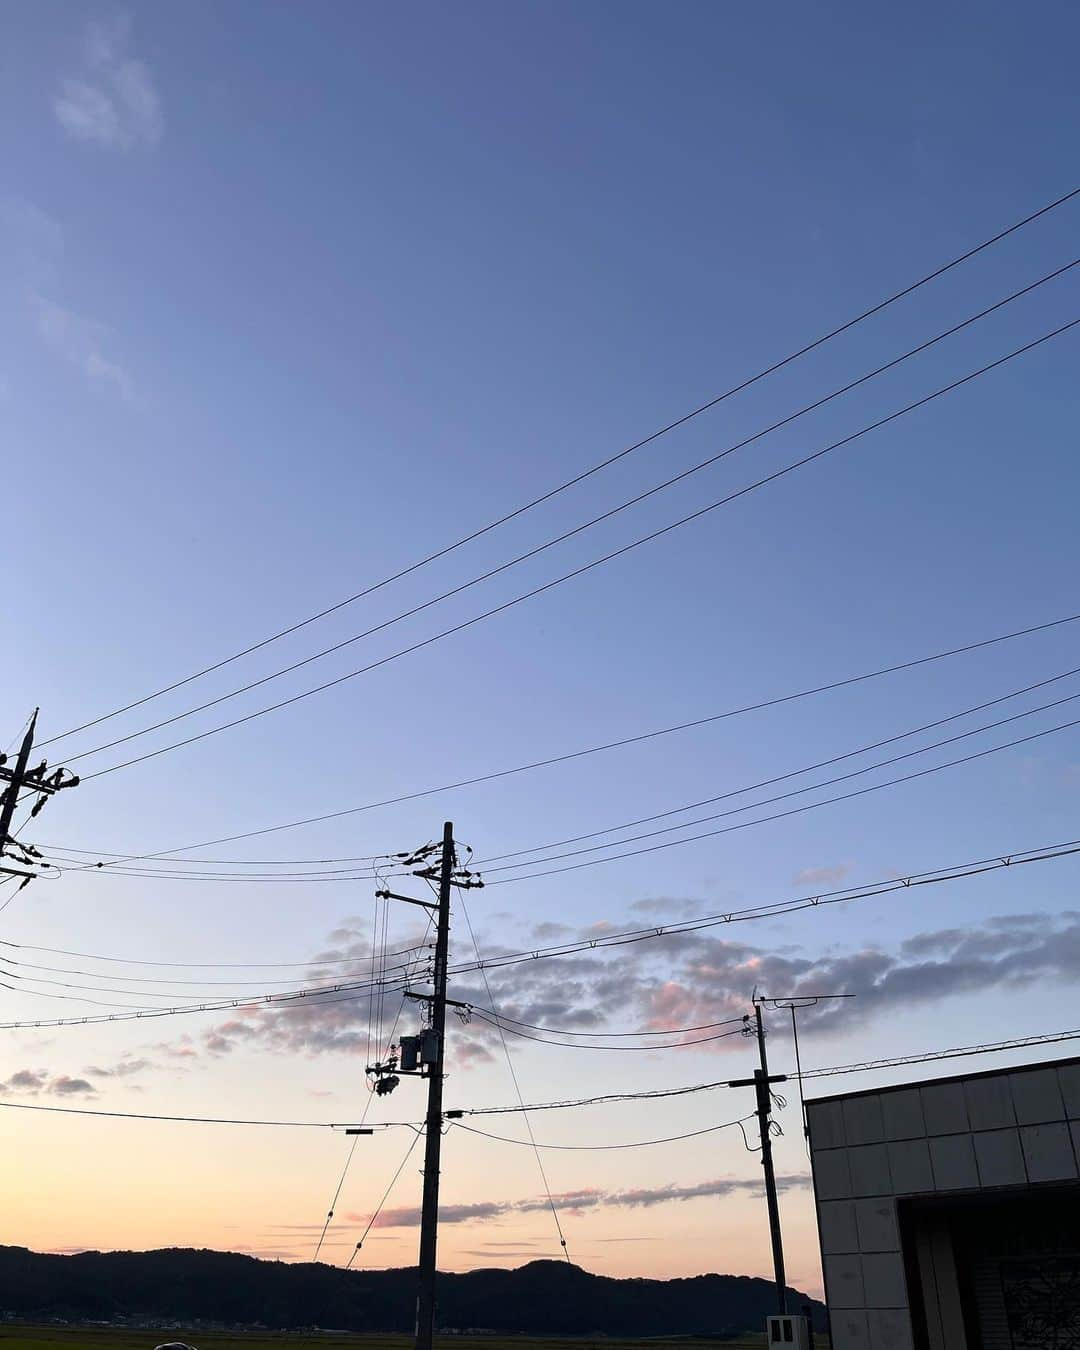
left=0, top=1326, right=834, bottom=1350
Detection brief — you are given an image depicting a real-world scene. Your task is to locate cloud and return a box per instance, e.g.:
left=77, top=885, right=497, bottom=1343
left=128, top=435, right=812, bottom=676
left=83, top=1056, right=154, bottom=1079
left=2, top=198, right=135, bottom=401
left=531, top=921, right=572, bottom=940
left=152, top=1036, right=199, bottom=1060
left=0, top=1068, right=97, bottom=1097
left=33, top=296, right=134, bottom=400
left=180, top=907, right=1080, bottom=1067
left=463, top=1249, right=546, bottom=1259
left=451, top=910, right=1080, bottom=1047
left=453, top=1039, right=496, bottom=1067
left=352, top=1175, right=809, bottom=1230
left=50, top=1075, right=97, bottom=1096
left=55, top=15, right=162, bottom=150
left=7, top=1069, right=48, bottom=1093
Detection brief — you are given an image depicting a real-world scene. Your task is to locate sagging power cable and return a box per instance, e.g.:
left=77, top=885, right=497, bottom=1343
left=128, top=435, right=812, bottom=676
left=60, top=260, right=1080, bottom=774
left=40, top=186, right=1079, bottom=754
left=4, top=836, right=1079, bottom=1030
left=74, top=319, right=1080, bottom=781
left=51, top=608, right=1080, bottom=865
left=455, top=885, right=573, bottom=1265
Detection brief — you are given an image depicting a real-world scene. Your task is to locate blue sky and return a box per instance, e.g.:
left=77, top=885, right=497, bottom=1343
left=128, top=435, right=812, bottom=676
left=2, top=0, right=1079, bottom=1292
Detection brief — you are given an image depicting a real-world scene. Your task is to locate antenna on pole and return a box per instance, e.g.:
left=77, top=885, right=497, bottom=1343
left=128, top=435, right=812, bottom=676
left=756, top=992, right=854, bottom=1138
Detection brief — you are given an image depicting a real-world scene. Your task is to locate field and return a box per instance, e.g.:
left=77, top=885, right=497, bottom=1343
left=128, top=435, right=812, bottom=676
left=0, top=1328, right=831, bottom=1350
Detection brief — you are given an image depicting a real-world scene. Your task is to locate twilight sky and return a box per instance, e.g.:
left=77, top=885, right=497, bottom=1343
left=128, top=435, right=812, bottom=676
left=2, top=0, right=1080, bottom=1299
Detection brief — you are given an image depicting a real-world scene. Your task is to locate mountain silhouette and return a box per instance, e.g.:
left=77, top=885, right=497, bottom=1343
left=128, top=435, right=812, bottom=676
left=0, top=1247, right=824, bottom=1336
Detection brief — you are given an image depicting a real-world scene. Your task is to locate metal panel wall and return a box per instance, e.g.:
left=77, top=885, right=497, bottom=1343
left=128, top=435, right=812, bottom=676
left=807, top=1059, right=1080, bottom=1350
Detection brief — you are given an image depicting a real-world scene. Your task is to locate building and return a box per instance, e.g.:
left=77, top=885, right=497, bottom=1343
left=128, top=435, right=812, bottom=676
left=805, top=1055, right=1080, bottom=1349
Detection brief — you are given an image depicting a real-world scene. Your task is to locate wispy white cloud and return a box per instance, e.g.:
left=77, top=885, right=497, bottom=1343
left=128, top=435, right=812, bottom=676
left=55, top=14, right=162, bottom=150
left=354, top=1174, right=810, bottom=1230
left=83, top=1055, right=155, bottom=1080
left=1, top=197, right=135, bottom=400
left=33, top=295, right=135, bottom=401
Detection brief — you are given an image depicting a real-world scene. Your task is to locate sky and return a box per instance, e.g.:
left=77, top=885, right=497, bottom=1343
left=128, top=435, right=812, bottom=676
left=2, top=0, right=1080, bottom=1302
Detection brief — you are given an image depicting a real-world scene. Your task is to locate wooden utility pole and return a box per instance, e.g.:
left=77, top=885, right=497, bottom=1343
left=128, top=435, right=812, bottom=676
left=0, top=713, right=38, bottom=849
left=0, top=710, right=79, bottom=883
left=728, top=1003, right=789, bottom=1315
left=414, top=820, right=455, bottom=1350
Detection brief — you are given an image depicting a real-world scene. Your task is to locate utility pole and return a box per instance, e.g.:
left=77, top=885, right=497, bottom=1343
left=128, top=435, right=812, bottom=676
left=0, top=711, right=79, bottom=885
left=371, top=824, right=482, bottom=1349
left=414, top=820, right=454, bottom=1350
left=729, top=1003, right=789, bottom=1315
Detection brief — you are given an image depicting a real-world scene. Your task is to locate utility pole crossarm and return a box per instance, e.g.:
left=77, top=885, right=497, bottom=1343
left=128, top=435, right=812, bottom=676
left=375, top=889, right=439, bottom=911
left=403, top=989, right=472, bottom=1011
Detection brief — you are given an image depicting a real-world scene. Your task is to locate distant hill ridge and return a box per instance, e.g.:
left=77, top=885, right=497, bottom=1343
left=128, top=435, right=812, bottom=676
left=0, top=1246, right=824, bottom=1336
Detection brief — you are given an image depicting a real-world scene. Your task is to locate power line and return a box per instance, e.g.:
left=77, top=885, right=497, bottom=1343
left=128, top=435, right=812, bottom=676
left=40, top=845, right=391, bottom=866
left=468, top=1010, right=750, bottom=1051
left=53, top=869, right=387, bottom=887
left=312, top=1135, right=364, bottom=1262
left=483, top=712, right=1080, bottom=882
left=3, top=713, right=35, bottom=758
left=466, top=1009, right=748, bottom=1038
left=0, top=980, right=175, bottom=1012
left=47, top=607, right=1080, bottom=865
left=0, top=936, right=427, bottom=971
left=442, top=837, right=1080, bottom=969
left=5, top=835, right=1080, bottom=1030
left=0, top=968, right=407, bottom=1014
left=460, top=1080, right=735, bottom=1117
left=343, top=1127, right=424, bottom=1269
left=312, top=912, right=435, bottom=1263
left=455, top=885, right=572, bottom=1264
left=0, top=972, right=416, bottom=1030
left=801, top=1027, right=1080, bottom=1081
left=40, top=185, right=1080, bottom=754
left=477, top=666, right=1080, bottom=868
left=0, top=967, right=317, bottom=1002
left=449, top=1115, right=757, bottom=1151
left=460, top=1029, right=1080, bottom=1119
left=8, top=1029, right=1078, bottom=1133
left=59, top=260, right=1080, bottom=775
left=76, top=318, right=1080, bottom=781
left=0, top=955, right=425, bottom=1012
left=46, top=859, right=384, bottom=882
left=0, top=1100, right=399, bottom=1128
left=0, top=950, right=429, bottom=989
